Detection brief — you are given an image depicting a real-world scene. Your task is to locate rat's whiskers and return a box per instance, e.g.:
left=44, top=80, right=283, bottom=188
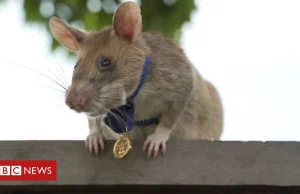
left=40, top=84, right=66, bottom=94
left=0, top=62, right=68, bottom=92
left=92, top=99, right=127, bottom=130
left=30, top=25, right=70, bottom=87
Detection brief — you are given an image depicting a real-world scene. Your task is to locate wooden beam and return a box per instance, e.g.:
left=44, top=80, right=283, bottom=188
left=0, top=140, right=299, bottom=193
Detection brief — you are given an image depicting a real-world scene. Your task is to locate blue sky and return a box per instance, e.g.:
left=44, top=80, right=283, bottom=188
left=0, top=0, right=299, bottom=141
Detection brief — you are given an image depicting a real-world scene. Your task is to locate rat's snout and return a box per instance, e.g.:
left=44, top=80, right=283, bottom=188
left=65, top=89, right=88, bottom=111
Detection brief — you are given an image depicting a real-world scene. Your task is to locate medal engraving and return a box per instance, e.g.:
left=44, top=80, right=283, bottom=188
left=113, top=134, right=132, bottom=159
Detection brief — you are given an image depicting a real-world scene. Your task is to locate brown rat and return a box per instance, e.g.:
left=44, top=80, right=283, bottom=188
left=48, top=1, right=223, bottom=159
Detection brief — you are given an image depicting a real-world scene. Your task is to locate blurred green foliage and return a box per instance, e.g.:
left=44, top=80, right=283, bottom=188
left=21, top=0, right=196, bottom=55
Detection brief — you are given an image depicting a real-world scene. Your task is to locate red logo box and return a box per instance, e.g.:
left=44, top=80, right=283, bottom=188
left=0, top=160, right=57, bottom=181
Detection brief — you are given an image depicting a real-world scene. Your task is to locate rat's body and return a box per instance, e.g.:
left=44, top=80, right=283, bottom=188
left=49, top=1, right=223, bottom=158
left=101, top=31, right=223, bottom=141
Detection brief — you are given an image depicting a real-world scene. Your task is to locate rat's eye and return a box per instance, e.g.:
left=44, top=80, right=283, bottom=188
left=97, top=56, right=114, bottom=71
left=101, top=59, right=111, bottom=67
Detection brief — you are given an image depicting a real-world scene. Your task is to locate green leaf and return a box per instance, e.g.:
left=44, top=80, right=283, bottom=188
left=23, top=0, right=44, bottom=22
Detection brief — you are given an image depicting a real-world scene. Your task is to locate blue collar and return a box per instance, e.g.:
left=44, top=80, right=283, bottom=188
left=104, top=56, right=159, bottom=134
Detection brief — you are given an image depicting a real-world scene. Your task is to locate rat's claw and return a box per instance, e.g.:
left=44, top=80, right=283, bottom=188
left=153, top=142, right=161, bottom=159
left=161, top=142, right=166, bottom=155
left=147, top=142, right=155, bottom=158
left=99, top=138, right=105, bottom=152
left=93, top=137, right=99, bottom=154
left=85, top=132, right=105, bottom=155
left=143, top=139, right=150, bottom=152
left=144, top=131, right=169, bottom=159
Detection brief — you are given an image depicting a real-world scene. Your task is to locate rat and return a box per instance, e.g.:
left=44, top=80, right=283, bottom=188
left=48, top=1, right=223, bottom=159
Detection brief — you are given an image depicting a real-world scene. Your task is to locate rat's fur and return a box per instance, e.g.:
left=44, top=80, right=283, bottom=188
left=49, top=1, right=223, bottom=158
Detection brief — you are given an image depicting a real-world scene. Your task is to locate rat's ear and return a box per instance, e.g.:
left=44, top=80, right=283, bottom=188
left=49, top=17, right=85, bottom=52
left=112, top=1, right=142, bottom=42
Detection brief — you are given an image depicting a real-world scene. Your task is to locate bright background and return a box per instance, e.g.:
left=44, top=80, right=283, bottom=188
left=0, top=0, right=299, bottom=141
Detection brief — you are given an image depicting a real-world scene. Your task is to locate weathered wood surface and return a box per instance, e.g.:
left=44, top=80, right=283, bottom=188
left=0, top=140, right=299, bottom=193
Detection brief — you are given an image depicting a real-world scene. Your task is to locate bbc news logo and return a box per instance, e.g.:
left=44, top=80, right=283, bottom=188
left=0, top=166, right=52, bottom=176
left=0, top=160, right=56, bottom=181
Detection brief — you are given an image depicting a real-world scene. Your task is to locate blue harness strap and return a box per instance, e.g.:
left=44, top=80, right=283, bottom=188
left=104, top=56, right=159, bottom=134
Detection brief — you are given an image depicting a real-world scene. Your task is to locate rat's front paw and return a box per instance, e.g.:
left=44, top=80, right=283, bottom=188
left=143, top=131, right=170, bottom=159
left=85, top=132, right=105, bottom=155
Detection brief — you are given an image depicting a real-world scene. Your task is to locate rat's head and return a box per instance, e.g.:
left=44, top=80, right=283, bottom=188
left=49, top=1, right=149, bottom=117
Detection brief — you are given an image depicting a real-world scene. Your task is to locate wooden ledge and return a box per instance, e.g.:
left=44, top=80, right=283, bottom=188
left=0, top=140, right=299, bottom=193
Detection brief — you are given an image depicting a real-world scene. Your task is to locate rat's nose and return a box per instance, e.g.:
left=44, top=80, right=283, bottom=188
left=66, top=95, right=87, bottom=110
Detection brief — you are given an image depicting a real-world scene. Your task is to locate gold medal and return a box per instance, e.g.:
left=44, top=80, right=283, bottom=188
left=113, top=128, right=132, bottom=159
